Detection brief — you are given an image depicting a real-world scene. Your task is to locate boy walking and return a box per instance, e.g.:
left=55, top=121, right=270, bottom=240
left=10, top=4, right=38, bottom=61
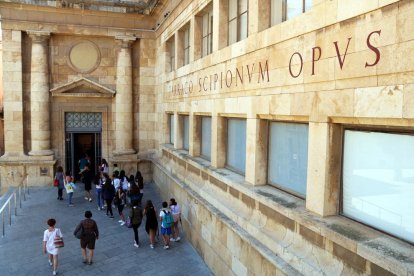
left=159, top=201, right=174, bottom=249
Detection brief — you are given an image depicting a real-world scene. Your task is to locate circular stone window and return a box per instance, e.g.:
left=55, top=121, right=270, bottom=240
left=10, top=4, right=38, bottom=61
left=68, top=41, right=101, bottom=73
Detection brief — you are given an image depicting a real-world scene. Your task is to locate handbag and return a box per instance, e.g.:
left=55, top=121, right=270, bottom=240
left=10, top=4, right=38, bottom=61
left=74, top=224, right=84, bottom=239
left=54, top=235, right=64, bottom=248
left=126, top=216, right=132, bottom=228
left=53, top=179, right=59, bottom=187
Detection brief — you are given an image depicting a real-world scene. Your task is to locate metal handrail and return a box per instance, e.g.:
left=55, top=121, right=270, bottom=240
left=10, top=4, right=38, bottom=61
left=0, top=180, right=29, bottom=237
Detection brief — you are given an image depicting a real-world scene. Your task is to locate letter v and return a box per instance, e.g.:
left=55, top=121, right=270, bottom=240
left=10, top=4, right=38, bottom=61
left=333, top=37, right=352, bottom=70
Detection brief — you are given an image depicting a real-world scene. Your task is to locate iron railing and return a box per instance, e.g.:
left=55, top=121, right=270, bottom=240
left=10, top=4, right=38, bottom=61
left=0, top=181, right=29, bottom=237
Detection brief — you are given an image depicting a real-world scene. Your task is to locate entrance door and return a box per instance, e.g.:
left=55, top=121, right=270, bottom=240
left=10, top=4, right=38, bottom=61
left=65, top=112, right=102, bottom=177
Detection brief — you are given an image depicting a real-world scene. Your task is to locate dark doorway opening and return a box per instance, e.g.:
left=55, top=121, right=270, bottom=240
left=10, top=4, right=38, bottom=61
left=65, top=132, right=102, bottom=178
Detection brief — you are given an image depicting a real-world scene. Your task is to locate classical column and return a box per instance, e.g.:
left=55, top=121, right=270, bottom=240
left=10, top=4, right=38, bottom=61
left=28, top=31, right=53, bottom=156
left=114, top=36, right=136, bottom=155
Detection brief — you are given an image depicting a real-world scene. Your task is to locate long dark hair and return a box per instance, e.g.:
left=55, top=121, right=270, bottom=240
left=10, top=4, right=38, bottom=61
left=145, top=200, right=154, bottom=211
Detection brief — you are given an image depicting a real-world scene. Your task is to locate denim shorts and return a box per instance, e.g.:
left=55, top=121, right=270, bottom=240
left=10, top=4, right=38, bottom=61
left=161, top=227, right=171, bottom=235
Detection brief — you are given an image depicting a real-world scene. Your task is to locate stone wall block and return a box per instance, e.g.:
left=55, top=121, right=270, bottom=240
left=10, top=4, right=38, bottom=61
left=354, top=85, right=403, bottom=118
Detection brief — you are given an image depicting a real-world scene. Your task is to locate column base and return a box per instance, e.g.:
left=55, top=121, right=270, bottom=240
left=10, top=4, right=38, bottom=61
left=28, top=149, right=54, bottom=156
left=113, top=149, right=137, bottom=156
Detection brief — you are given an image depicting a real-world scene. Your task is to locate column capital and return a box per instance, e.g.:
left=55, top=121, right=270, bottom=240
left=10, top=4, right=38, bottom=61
left=115, top=35, right=136, bottom=49
left=27, top=30, right=51, bottom=43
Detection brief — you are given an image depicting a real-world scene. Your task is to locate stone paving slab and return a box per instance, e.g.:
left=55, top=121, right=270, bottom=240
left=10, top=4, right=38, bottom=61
left=0, top=182, right=212, bottom=276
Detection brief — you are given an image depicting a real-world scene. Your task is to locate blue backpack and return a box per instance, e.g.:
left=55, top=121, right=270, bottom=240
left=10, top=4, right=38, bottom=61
left=162, top=210, right=174, bottom=228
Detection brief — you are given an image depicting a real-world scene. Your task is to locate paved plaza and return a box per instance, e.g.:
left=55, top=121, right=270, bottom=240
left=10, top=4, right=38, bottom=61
left=0, top=182, right=212, bottom=276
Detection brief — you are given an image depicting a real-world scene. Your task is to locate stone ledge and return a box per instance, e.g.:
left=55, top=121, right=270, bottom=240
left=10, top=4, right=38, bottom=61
left=152, top=159, right=301, bottom=276
left=159, top=144, right=414, bottom=275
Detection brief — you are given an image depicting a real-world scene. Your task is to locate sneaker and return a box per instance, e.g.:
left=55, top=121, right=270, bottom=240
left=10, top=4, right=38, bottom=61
left=53, top=271, right=57, bottom=276
left=84, top=197, right=88, bottom=200
left=110, top=216, right=114, bottom=219
left=88, top=261, right=93, bottom=265
left=150, top=244, right=154, bottom=249
left=175, top=237, right=181, bottom=242
left=120, top=222, right=125, bottom=226
left=97, top=207, right=101, bottom=211
left=134, top=243, right=139, bottom=248
left=89, top=198, right=92, bottom=202
left=164, top=245, right=170, bottom=249
left=48, top=260, right=53, bottom=266
left=69, top=204, right=75, bottom=207
left=82, top=259, right=87, bottom=264
left=118, top=220, right=123, bottom=223
left=170, top=238, right=176, bottom=242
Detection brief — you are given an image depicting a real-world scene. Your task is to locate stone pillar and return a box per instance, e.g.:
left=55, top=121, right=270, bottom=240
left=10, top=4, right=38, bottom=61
left=211, top=115, right=226, bottom=168
left=213, top=0, right=229, bottom=51
left=245, top=119, right=268, bottom=185
left=249, top=0, right=270, bottom=34
left=1, top=30, right=24, bottom=156
left=114, top=36, right=136, bottom=156
left=27, top=31, right=53, bottom=156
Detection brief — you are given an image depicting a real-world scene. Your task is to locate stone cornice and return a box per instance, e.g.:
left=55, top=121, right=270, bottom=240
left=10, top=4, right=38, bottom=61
left=50, top=77, right=116, bottom=98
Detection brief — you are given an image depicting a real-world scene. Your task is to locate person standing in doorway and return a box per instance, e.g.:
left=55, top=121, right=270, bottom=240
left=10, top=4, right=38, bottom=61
left=99, top=159, right=109, bottom=174
left=43, top=218, right=63, bottom=276
left=74, top=211, right=99, bottom=265
left=55, top=166, right=65, bottom=200
left=78, top=153, right=90, bottom=181
left=80, top=164, right=93, bottom=202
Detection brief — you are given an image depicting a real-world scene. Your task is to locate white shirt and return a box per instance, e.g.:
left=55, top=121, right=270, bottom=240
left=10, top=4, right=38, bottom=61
left=113, top=178, right=121, bottom=190
left=43, top=228, right=63, bottom=255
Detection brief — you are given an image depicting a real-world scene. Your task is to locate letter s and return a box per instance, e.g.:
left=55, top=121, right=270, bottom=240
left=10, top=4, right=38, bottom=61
left=365, top=30, right=381, bottom=68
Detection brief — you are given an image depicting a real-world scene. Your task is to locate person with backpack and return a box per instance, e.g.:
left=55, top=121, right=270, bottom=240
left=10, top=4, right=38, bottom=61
left=129, top=201, right=143, bottom=248
left=159, top=201, right=174, bottom=249
left=65, top=175, right=76, bottom=207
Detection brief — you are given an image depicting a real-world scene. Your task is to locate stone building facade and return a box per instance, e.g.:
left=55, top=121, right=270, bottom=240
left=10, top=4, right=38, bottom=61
left=1, top=0, right=413, bottom=275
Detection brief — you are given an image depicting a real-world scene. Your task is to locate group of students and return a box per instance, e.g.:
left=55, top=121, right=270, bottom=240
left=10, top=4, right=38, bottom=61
left=47, top=162, right=182, bottom=275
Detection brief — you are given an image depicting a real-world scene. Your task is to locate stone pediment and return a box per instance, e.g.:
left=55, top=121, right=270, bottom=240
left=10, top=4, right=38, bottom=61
left=50, top=78, right=116, bottom=98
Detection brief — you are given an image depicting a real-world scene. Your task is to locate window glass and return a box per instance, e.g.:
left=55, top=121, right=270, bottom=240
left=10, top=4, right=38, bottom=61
left=286, top=0, right=303, bottom=19
left=305, top=0, right=312, bottom=12
left=229, top=0, right=238, bottom=20
left=239, top=0, right=248, bottom=12
left=228, top=19, right=238, bottom=45
left=239, top=12, right=248, bottom=40
left=169, top=114, right=174, bottom=145
left=201, top=117, right=212, bottom=160
left=271, top=0, right=283, bottom=26
left=202, top=13, right=209, bottom=36
left=202, top=10, right=213, bottom=57
left=183, top=116, right=189, bottom=150
left=268, top=122, right=308, bottom=197
left=342, top=130, right=414, bottom=244
left=227, top=119, right=246, bottom=174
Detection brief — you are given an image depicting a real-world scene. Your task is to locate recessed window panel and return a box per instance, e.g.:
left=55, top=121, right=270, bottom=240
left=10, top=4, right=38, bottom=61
left=268, top=122, right=308, bottom=197
left=183, top=116, right=189, bottom=150
left=201, top=117, right=212, bottom=160
left=227, top=119, right=246, bottom=174
left=271, top=0, right=283, bottom=26
left=169, top=114, right=174, bottom=145
left=342, top=130, right=414, bottom=244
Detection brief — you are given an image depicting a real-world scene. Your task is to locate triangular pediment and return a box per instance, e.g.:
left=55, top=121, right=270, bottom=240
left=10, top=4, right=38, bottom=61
left=50, top=77, right=116, bottom=98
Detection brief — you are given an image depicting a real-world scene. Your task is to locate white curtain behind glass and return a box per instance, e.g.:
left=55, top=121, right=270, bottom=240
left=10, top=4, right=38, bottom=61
left=343, top=130, right=414, bottom=243
left=227, top=119, right=246, bottom=174
left=268, top=122, right=308, bottom=197
left=183, top=116, right=189, bottom=150
left=201, top=117, right=211, bottom=160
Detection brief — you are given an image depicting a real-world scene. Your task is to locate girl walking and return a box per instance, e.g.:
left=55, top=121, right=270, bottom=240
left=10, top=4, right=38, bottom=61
left=116, top=186, right=126, bottom=225
left=144, top=200, right=158, bottom=248
left=65, top=175, right=76, bottom=207
left=102, top=173, right=115, bottom=218
left=43, top=218, right=63, bottom=275
left=55, top=166, right=65, bottom=200
left=129, top=201, right=143, bottom=247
